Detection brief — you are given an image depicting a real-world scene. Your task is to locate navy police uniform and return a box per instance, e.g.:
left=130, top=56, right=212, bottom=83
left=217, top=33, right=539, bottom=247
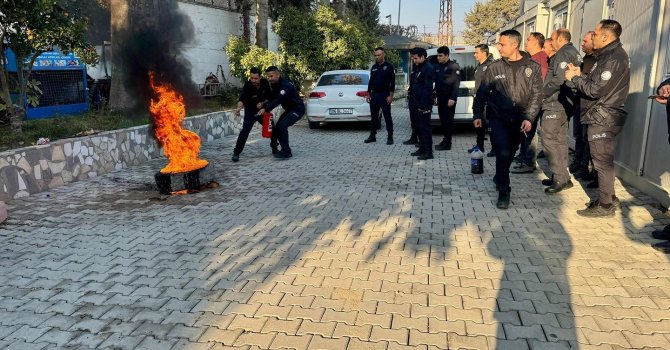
left=474, top=56, right=543, bottom=196
left=263, top=77, right=305, bottom=156
left=570, top=39, right=630, bottom=211
left=408, top=61, right=436, bottom=157
left=434, top=60, right=461, bottom=149
left=541, top=42, right=582, bottom=188
left=474, top=56, right=494, bottom=151
left=234, top=78, right=271, bottom=156
left=367, top=61, right=396, bottom=139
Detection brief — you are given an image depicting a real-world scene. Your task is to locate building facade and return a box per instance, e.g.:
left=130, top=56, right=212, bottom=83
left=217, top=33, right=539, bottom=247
left=498, top=0, right=670, bottom=207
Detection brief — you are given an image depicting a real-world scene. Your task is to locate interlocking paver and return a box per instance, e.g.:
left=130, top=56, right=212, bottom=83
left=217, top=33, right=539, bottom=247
left=0, top=105, right=668, bottom=349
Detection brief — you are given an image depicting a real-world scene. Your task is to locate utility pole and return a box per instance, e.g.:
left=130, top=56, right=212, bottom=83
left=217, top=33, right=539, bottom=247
left=386, top=14, right=392, bottom=34
left=438, top=0, right=453, bottom=46
left=397, top=0, right=401, bottom=34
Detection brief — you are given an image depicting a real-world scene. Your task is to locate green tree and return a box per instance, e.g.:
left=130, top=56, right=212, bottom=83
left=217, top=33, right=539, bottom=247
left=0, top=0, right=96, bottom=132
left=462, top=0, right=519, bottom=45
left=274, top=5, right=381, bottom=80
left=269, top=0, right=314, bottom=20
left=347, top=0, right=380, bottom=32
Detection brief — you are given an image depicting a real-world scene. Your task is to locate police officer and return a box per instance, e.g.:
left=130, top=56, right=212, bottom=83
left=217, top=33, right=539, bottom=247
left=651, top=77, right=670, bottom=252
left=473, top=43, right=495, bottom=156
left=365, top=47, right=396, bottom=145
left=232, top=67, right=271, bottom=162
left=541, top=28, right=582, bottom=193
left=474, top=29, right=543, bottom=209
left=407, top=47, right=435, bottom=160
left=565, top=19, right=630, bottom=217
left=257, top=66, right=305, bottom=160
left=571, top=31, right=597, bottom=182
left=434, top=46, right=461, bottom=151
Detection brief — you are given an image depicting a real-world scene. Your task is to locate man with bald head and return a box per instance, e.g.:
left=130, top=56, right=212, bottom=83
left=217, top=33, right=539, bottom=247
left=541, top=28, right=582, bottom=194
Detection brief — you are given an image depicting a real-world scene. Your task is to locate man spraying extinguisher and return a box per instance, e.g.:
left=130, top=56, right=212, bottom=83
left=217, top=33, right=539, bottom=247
left=232, top=67, right=271, bottom=162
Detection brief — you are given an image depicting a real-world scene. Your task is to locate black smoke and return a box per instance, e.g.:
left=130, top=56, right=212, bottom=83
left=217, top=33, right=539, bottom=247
left=116, top=0, right=201, bottom=111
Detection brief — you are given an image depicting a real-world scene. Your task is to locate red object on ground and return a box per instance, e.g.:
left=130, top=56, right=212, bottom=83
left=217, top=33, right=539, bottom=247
left=261, top=112, right=273, bottom=138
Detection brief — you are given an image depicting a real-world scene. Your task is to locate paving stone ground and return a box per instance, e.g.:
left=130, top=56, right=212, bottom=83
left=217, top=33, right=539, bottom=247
left=1, top=105, right=669, bottom=350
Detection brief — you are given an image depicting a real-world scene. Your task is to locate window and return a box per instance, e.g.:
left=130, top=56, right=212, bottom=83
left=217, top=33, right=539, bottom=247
left=553, top=7, right=568, bottom=31
left=527, top=21, right=536, bottom=34
left=317, top=73, right=369, bottom=86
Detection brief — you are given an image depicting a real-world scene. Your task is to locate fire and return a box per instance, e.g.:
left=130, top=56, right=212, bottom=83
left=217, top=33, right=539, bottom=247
left=149, top=72, right=208, bottom=174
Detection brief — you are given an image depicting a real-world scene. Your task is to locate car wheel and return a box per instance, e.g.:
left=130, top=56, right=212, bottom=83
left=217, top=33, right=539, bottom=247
left=308, top=121, right=320, bottom=129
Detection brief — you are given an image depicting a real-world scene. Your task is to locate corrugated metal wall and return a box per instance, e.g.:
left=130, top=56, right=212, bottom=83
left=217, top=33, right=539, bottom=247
left=639, top=1, right=670, bottom=200
left=610, top=0, right=659, bottom=175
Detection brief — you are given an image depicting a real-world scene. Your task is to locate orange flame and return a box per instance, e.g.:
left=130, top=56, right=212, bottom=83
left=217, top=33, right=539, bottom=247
left=149, top=72, right=208, bottom=174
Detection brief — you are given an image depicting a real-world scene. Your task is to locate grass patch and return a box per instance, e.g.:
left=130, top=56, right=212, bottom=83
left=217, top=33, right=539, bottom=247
left=0, top=97, right=233, bottom=152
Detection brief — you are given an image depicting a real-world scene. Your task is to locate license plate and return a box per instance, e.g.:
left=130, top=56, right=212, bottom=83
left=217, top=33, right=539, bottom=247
left=329, top=108, right=353, bottom=115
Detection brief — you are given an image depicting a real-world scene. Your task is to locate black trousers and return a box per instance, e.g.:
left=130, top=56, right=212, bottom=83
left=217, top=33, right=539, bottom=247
left=588, top=124, right=622, bottom=205
left=437, top=99, right=455, bottom=146
left=542, top=109, right=570, bottom=184
left=411, top=106, right=433, bottom=154
left=573, top=115, right=591, bottom=168
left=408, top=104, right=419, bottom=140
left=271, top=109, right=304, bottom=152
left=369, top=92, right=393, bottom=136
left=234, top=108, right=262, bottom=155
left=489, top=118, right=523, bottom=191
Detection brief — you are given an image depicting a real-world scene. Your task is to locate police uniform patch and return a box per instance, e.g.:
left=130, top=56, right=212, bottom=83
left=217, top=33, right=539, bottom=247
left=482, top=66, right=487, bottom=71
left=280, top=90, right=286, bottom=95
left=601, top=71, right=612, bottom=81
left=456, top=70, right=460, bottom=75
left=560, top=62, right=568, bottom=69
left=383, top=66, right=387, bottom=70
left=525, top=68, right=532, bottom=77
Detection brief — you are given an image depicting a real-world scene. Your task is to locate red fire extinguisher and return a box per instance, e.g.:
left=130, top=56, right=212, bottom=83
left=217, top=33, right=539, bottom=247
left=261, top=112, right=273, bottom=138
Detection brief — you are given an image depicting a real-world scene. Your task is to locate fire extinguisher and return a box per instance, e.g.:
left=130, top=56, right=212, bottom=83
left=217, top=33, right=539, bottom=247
left=261, top=112, right=273, bottom=138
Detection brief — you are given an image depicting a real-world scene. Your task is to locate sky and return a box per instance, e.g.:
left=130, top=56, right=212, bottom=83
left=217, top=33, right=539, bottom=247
left=378, top=0, right=478, bottom=36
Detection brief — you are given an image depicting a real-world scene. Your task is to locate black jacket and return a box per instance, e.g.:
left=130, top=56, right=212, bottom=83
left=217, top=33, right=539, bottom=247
left=543, top=42, right=581, bottom=113
left=578, top=54, right=598, bottom=112
left=473, top=55, right=543, bottom=123
left=657, top=77, right=670, bottom=142
left=571, top=40, right=630, bottom=126
left=474, top=56, right=493, bottom=93
left=239, top=78, right=271, bottom=113
left=368, top=61, right=396, bottom=94
left=434, top=60, right=460, bottom=102
left=408, top=61, right=435, bottom=111
left=264, top=77, right=305, bottom=114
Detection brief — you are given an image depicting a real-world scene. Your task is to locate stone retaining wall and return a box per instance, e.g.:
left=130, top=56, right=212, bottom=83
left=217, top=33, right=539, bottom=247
left=0, top=111, right=238, bottom=202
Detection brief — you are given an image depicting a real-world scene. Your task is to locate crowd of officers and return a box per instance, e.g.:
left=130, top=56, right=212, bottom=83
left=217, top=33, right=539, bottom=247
left=230, top=19, right=670, bottom=225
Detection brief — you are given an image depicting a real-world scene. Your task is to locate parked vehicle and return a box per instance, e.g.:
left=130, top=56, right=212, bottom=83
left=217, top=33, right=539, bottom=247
left=426, top=45, right=501, bottom=125
left=305, top=70, right=371, bottom=129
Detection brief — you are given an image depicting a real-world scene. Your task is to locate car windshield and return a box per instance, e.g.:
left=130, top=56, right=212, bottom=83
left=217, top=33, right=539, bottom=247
left=428, top=52, right=478, bottom=81
left=317, top=73, right=369, bottom=86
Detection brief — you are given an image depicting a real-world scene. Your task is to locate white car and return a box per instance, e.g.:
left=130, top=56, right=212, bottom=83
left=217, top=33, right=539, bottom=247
left=426, top=45, right=501, bottom=125
left=306, top=70, right=372, bottom=129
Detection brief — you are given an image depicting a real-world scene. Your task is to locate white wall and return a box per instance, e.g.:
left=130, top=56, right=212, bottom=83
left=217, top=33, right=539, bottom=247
left=177, top=2, right=279, bottom=87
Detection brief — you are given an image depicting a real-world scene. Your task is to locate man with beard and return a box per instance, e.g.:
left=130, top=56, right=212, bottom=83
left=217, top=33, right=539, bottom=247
left=565, top=20, right=630, bottom=217
left=232, top=67, right=271, bottom=162
left=258, top=66, right=306, bottom=160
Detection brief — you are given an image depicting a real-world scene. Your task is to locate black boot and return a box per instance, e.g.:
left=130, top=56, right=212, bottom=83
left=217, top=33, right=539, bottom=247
left=387, top=136, right=393, bottom=145
left=497, top=190, right=510, bottom=209
left=364, top=135, right=376, bottom=143
left=403, top=137, right=418, bottom=145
